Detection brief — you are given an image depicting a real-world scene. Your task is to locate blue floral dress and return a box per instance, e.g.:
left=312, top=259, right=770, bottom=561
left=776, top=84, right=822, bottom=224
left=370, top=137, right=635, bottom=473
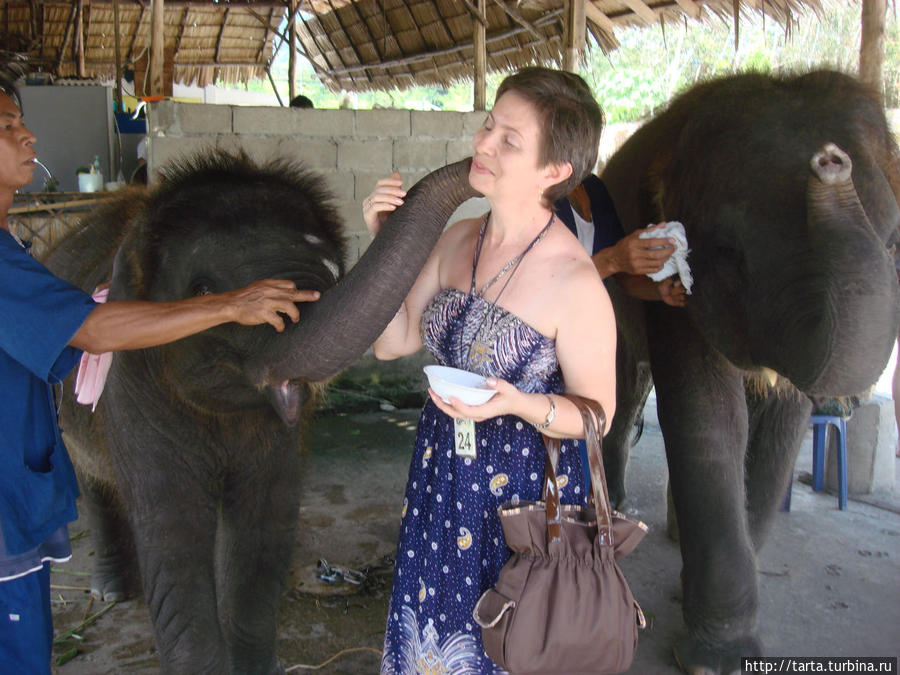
left=381, top=219, right=587, bottom=674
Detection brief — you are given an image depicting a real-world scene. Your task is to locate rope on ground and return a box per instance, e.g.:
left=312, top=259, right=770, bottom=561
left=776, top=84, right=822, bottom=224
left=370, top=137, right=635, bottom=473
left=285, top=646, right=383, bottom=671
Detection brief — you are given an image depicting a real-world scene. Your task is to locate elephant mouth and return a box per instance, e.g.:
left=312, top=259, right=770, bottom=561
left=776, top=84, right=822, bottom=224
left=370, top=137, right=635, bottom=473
left=266, top=380, right=305, bottom=427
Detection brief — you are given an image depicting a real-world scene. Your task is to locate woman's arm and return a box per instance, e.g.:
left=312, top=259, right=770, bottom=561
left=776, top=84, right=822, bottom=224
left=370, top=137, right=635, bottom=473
left=550, top=263, right=617, bottom=433
left=71, top=280, right=319, bottom=353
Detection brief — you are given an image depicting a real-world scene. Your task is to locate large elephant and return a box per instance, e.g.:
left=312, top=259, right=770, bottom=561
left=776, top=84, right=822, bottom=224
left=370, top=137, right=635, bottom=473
left=46, top=151, right=477, bottom=673
left=600, top=70, right=900, bottom=673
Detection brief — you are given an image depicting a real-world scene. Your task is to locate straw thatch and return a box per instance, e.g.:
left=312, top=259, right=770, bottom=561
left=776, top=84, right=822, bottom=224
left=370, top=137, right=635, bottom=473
left=0, top=0, right=828, bottom=91
left=0, top=0, right=284, bottom=88
left=296, top=0, right=827, bottom=93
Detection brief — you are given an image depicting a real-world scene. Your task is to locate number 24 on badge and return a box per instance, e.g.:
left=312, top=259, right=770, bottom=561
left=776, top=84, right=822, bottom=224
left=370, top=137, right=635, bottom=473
left=455, top=418, right=476, bottom=459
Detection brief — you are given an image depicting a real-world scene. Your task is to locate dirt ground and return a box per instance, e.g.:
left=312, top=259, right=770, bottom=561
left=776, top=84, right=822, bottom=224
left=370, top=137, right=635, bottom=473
left=49, top=395, right=900, bottom=674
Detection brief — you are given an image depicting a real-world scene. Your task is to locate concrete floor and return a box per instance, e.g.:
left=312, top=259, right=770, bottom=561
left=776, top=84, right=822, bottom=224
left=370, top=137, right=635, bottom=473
left=52, top=393, right=900, bottom=673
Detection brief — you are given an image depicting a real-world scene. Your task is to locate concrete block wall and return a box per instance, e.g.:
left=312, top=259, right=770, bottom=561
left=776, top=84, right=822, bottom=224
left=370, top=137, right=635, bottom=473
left=146, top=101, right=488, bottom=263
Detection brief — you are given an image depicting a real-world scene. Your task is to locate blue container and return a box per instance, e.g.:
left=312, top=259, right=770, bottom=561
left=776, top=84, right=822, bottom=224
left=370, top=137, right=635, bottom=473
left=115, top=112, right=146, bottom=135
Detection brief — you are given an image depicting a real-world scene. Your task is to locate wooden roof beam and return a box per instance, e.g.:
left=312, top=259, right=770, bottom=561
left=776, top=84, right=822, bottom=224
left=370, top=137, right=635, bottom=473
left=150, top=0, right=164, bottom=95
left=255, top=7, right=275, bottom=63
left=563, top=0, right=586, bottom=72
left=326, top=9, right=562, bottom=77
left=491, top=0, right=543, bottom=42
left=215, top=6, right=230, bottom=63
left=126, top=3, right=146, bottom=64
left=56, top=1, right=77, bottom=71
left=460, top=0, right=486, bottom=25
left=474, top=0, right=485, bottom=110
left=621, top=0, right=657, bottom=25
left=585, top=1, right=616, bottom=34
left=173, top=7, right=189, bottom=60
left=74, top=0, right=85, bottom=77
left=672, top=0, right=702, bottom=19
left=297, top=11, right=345, bottom=89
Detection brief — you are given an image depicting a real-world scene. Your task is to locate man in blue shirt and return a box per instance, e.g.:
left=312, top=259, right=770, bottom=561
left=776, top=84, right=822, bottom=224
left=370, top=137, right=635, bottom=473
left=0, top=77, right=319, bottom=673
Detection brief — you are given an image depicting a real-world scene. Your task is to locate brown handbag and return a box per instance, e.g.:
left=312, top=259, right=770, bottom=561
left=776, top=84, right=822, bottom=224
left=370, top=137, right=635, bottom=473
left=473, top=394, right=647, bottom=674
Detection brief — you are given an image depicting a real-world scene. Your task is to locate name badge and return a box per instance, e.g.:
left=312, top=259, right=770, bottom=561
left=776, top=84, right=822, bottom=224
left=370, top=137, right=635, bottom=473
left=454, top=418, right=476, bottom=459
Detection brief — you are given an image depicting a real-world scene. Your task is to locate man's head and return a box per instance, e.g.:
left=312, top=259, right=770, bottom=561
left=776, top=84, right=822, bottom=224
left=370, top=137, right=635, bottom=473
left=0, top=75, right=36, bottom=195
left=289, top=95, right=314, bottom=109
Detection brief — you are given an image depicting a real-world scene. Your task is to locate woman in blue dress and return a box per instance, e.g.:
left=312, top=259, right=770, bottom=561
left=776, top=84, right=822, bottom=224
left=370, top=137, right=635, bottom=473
left=364, top=68, right=617, bottom=674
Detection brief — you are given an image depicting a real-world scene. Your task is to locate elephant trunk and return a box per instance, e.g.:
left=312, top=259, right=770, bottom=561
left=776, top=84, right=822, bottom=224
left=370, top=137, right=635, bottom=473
left=769, top=143, right=899, bottom=395
left=250, top=158, right=478, bottom=385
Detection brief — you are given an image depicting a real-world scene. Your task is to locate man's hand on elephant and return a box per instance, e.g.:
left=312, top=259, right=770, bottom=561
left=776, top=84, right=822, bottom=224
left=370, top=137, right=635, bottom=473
left=225, top=280, right=320, bottom=332
left=658, top=278, right=687, bottom=307
left=604, top=222, right=676, bottom=276
left=363, top=172, right=406, bottom=238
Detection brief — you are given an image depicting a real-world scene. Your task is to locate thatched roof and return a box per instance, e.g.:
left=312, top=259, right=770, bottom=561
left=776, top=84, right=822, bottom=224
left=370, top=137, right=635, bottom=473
left=297, top=0, right=827, bottom=93
left=0, top=0, right=827, bottom=91
left=0, top=0, right=284, bottom=88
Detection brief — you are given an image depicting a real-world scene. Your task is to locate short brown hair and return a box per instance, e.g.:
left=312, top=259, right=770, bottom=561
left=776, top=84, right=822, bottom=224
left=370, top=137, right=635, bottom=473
left=495, top=67, right=603, bottom=204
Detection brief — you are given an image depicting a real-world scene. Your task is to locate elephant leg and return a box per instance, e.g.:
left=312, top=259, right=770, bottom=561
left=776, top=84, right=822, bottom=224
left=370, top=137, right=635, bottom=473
left=114, top=454, right=228, bottom=674
left=604, top=278, right=652, bottom=508
left=647, top=306, right=761, bottom=675
left=217, top=445, right=302, bottom=674
left=745, top=385, right=811, bottom=550
left=604, top=340, right=652, bottom=509
left=79, top=476, right=140, bottom=602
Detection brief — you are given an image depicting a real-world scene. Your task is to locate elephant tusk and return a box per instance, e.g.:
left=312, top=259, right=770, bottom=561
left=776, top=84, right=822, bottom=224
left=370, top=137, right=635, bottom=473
left=760, top=367, right=779, bottom=387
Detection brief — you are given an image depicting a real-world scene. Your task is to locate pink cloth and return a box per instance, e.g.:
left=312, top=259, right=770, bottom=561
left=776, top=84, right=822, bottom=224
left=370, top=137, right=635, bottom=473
left=74, top=287, right=112, bottom=411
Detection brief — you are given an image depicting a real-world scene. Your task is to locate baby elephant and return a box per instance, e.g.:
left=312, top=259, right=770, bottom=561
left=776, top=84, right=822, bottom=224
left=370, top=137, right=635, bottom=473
left=46, top=150, right=477, bottom=673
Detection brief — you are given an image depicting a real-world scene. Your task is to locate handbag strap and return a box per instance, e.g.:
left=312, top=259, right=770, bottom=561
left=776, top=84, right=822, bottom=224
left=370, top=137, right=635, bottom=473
left=541, top=394, right=612, bottom=543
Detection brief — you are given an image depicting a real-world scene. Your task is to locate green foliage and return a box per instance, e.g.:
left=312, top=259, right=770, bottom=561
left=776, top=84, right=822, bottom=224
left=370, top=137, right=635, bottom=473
left=226, top=2, right=899, bottom=116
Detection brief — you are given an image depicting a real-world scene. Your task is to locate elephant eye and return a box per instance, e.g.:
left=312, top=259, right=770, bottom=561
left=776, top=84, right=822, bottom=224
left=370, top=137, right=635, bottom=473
left=190, top=279, right=213, bottom=296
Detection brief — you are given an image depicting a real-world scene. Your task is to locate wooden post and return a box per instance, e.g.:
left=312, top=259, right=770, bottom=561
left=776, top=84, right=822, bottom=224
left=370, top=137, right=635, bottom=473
left=74, top=0, right=85, bottom=78
left=563, top=0, right=586, bottom=73
left=288, top=0, right=298, bottom=101
left=150, top=0, right=165, bottom=97
left=859, top=0, right=886, bottom=97
left=113, top=0, right=123, bottom=109
left=473, top=0, right=486, bottom=111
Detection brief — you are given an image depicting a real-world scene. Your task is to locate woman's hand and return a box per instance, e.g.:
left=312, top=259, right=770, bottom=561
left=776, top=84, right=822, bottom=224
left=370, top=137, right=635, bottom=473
left=428, top=377, right=525, bottom=422
left=363, top=172, right=406, bottom=238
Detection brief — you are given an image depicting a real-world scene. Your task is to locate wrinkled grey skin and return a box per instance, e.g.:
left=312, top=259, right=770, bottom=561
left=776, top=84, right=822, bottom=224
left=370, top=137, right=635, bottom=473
left=46, top=151, right=477, bottom=674
left=600, top=71, right=900, bottom=675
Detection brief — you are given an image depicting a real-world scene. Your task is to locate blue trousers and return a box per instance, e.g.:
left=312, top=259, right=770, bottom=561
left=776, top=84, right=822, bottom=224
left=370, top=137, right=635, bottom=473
left=0, top=563, right=53, bottom=675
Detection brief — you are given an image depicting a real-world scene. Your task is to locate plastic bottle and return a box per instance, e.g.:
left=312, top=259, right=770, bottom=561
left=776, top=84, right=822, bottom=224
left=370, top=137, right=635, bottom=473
left=91, top=155, right=101, bottom=175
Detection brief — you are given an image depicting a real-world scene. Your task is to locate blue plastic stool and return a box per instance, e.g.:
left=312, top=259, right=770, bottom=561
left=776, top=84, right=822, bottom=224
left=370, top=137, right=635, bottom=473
left=784, top=414, right=848, bottom=511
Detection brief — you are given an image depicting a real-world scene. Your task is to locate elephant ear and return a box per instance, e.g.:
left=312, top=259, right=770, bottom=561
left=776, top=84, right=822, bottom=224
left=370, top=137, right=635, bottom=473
left=107, top=203, right=153, bottom=302
left=42, top=187, right=146, bottom=298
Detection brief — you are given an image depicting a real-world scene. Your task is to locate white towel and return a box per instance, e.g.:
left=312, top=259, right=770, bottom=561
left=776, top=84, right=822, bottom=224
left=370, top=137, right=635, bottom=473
left=639, top=221, right=693, bottom=294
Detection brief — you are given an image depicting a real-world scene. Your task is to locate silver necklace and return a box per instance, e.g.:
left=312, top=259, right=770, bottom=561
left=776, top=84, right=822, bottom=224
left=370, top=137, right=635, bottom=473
left=462, top=210, right=555, bottom=369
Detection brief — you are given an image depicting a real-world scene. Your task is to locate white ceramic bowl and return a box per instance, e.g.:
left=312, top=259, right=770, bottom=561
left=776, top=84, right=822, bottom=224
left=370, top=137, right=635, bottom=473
left=423, top=365, right=498, bottom=406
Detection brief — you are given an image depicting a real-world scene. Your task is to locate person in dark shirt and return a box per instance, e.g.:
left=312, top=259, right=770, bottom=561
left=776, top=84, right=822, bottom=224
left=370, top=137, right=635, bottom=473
left=554, top=173, right=686, bottom=306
